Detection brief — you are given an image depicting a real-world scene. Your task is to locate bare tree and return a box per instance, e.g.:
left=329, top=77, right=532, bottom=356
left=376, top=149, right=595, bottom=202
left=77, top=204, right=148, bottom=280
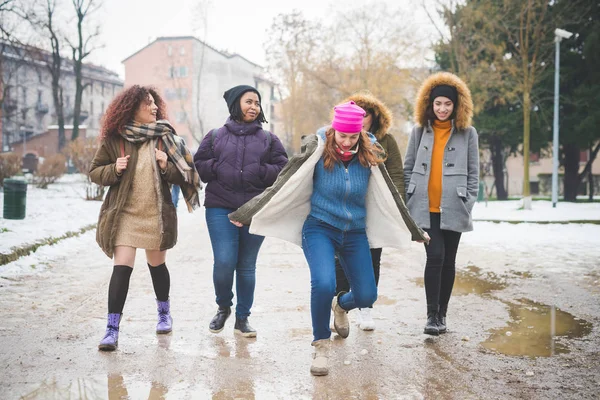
left=67, top=0, right=100, bottom=141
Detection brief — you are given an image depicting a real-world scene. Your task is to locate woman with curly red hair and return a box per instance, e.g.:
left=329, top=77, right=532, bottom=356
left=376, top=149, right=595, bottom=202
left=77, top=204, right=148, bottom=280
left=90, top=85, right=201, bottom=351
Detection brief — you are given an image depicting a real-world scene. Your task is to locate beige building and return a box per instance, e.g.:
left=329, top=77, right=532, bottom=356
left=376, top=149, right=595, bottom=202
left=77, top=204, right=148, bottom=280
left=1, top=42, right=123, bottom=152
left=480, top=148, right=600, bottom=197
left=123, top=36, right=277, bottom=149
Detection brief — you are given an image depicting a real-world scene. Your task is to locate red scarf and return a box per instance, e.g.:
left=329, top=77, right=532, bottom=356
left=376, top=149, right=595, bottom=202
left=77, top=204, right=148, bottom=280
left=335, top=143, right=359, bottom=162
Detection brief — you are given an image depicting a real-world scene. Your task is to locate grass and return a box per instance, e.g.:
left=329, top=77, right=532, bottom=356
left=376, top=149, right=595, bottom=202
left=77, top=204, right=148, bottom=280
left=0, top=224, right=96, bottom=266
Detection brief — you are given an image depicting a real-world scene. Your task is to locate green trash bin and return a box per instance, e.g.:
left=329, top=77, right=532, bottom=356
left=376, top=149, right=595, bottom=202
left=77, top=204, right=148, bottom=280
left=3, top=178, right=27, bottom=220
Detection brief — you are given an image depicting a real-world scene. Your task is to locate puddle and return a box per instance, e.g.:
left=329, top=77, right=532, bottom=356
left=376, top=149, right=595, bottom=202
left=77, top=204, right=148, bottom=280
left=482, top=298, right=593, bottom=357
left=18, top=375, right=285, bottom=399
left=413, top=267, right=507, bottom=296
left=508, top=270, right=534, bottom=279
left=375, top=294, right=397, bottom=305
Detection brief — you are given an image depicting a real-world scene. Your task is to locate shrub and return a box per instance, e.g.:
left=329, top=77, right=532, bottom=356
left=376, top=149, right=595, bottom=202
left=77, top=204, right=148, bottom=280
left=0, top=153, right=22, bottom=186
left=36, top=154, right=67, bottom=189
left=64, top=137, right=105, bottom=200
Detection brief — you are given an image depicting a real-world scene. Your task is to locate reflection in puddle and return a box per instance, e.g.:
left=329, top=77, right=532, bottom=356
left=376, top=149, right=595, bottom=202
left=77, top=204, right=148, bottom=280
left=18, top=375, right=197, bottom=399
left=483, top=298, right=593, bottom=357
left=413, top=267, right=507, bottom=296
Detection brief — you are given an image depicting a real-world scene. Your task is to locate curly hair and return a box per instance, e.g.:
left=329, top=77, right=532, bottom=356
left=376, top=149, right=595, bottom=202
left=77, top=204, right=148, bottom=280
left=99, top=85, right=168, bottom=139
left=322, top=128, right=386, bottom=170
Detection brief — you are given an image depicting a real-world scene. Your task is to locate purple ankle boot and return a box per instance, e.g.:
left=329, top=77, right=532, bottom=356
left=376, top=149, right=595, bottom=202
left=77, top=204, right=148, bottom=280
left=156, top=299, right=173, bottom=334
left=98, top=313, right=121, bottom=351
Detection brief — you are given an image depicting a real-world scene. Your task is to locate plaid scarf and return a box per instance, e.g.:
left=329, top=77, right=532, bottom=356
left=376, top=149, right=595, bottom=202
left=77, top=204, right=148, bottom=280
left=122, top=120, right=201, bottom=212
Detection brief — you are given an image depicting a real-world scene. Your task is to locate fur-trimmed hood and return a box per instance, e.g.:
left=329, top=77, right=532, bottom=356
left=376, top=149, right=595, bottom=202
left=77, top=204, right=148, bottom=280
left=343, top=92, right=393, bottom=140
left=414, top=72, right=473, bottom=131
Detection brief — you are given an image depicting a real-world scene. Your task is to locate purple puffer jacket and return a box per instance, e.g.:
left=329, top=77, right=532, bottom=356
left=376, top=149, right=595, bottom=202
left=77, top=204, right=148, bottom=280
left=194, top=118, right=288, bottom=209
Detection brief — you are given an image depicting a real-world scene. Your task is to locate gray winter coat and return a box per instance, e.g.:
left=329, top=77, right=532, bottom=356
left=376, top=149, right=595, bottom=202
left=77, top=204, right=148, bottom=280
left=403, top=121, right=479, bottom=232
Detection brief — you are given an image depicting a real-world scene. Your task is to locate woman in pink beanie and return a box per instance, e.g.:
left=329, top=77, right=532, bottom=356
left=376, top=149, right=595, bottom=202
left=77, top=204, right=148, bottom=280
left=229, top=101, right=429, bottom=376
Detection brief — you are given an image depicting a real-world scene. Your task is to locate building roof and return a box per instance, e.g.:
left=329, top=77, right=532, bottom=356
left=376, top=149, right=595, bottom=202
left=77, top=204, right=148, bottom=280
left=0, top=40, right=123, bottom=85
left=121, top=36, right=264, bottom=69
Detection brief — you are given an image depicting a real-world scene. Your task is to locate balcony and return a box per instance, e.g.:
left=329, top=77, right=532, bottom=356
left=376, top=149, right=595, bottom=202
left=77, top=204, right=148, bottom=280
left=4, top=99, right=17, bottom=112
left=35, top=102, right=49, bottom=114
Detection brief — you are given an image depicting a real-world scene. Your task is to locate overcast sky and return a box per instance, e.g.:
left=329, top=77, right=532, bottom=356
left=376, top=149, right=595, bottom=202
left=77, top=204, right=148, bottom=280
left=89, top=0, right=441, bottom=79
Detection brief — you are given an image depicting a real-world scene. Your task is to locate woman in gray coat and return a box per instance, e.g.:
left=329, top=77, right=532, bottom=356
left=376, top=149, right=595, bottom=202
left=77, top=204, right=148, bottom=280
left=404, top=72, right=479, bottom=336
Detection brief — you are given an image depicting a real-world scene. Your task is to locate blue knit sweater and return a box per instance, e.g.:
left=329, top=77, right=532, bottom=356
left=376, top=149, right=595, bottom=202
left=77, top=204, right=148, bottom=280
left=309, top=134, right=372, bottom=231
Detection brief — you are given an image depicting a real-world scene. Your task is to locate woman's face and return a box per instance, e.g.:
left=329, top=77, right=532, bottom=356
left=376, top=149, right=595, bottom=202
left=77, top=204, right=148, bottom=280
left=363, top=111, right=373, bottom=132
left=240, top=91, right=261, bottom=123
left=134, top=93, right=158, bottom=124
left=433, top=96, right=454, bottom=121
left=334, top=130, right=360, bottom=151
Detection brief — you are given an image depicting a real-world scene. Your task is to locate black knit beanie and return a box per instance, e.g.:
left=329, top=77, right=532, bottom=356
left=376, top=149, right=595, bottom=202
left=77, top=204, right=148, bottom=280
left=430, top=85, right=458, bottom=105
left=223, top=85, right=261, bottom=114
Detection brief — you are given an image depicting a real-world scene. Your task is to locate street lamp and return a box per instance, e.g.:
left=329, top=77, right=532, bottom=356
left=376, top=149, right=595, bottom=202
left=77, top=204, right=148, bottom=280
left=552, top=28, right=573, bottom=208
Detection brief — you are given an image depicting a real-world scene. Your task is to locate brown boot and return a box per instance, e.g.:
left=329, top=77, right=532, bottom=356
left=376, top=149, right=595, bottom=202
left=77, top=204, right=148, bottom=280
left=331, top=294, right=350, bottom=338
left=310, top=339, right=331, bottom=376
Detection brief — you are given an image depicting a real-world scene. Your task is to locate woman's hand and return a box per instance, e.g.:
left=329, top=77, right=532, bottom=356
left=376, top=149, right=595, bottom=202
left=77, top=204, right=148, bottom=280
left=155, top=148, right=168, bottom=170
left=115, top=155, right=130, bottom=174
left=230, top=220, right=243, bottom=227
left=416, top=232, right=431, bottom=244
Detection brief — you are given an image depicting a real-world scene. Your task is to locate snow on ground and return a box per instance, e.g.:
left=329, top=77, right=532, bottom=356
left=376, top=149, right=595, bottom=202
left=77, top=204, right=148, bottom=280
left=0, top=174, right=101, bottom=254
left=472, top=199, right=600, bottom=222
left=1, top=175, right=599, bottom=278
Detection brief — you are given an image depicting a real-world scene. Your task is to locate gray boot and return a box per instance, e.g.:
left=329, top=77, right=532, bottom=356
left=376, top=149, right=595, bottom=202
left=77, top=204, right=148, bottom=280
left=310, top=339, right=331, bottom=376
left=331, top=294, right=350, bottom=338
left=98, top=313, right=121, bottom=351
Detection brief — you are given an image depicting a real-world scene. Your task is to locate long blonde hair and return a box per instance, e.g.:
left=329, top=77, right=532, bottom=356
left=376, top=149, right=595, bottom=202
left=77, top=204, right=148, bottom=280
left=322, top=128, right=386, bottom=170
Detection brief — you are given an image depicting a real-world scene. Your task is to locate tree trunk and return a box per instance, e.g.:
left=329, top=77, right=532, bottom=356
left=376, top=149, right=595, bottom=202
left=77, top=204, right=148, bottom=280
left=522, top=91, right=531, bottom=206
left=563, top=142, right=580, bottom=202
left=490, top=135, right=508, bottom=200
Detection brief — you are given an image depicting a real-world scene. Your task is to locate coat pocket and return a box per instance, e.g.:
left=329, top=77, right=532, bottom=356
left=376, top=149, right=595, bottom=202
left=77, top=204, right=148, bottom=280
left=456, top=186, right=467, bottom=200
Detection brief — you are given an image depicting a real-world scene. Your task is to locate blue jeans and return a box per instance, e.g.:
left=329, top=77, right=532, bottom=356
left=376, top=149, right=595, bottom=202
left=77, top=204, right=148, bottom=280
left=302, top=216, right=377, bottom=341
left=205, top=207, right=265, bottom=318
left=171, top=185, right=180, bottom=208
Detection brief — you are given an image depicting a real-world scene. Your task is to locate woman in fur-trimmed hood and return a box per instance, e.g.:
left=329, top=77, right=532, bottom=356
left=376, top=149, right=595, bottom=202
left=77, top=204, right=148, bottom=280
left=334, top=91, right=405, bottom=331
left=403, top=71, right=479, bottom=336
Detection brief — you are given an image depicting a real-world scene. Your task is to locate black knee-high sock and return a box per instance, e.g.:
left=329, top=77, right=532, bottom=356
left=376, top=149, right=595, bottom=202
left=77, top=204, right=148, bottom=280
left=148, top=263, right=170, bottom=301
left=108, top=265, right=133, bottom=314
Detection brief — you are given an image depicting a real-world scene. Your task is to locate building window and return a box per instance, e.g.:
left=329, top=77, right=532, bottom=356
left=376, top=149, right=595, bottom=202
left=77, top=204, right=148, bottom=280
left=530, top=152, right=540, bottom=163
left=168, top=45, right=173, bottom=56
left=168, top=66, right=188, bottom=78
left=164, top=88, right=188, bottom=100
left=101, top=82, right=104, bottom=95
left=180, top=46, right=185, bottom=56
left=90, top=100, right=94, bottom=116
left=175, top=111, right=187, bottom=123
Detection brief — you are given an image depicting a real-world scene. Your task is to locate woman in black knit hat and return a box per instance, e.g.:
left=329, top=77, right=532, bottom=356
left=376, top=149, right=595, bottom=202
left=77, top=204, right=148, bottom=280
left=194, top=85, right=288, bottom=337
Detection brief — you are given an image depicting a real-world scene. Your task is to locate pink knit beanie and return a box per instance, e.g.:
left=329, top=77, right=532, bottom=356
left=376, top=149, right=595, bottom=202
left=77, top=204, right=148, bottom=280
left=331, top=101, right=366, bottom=133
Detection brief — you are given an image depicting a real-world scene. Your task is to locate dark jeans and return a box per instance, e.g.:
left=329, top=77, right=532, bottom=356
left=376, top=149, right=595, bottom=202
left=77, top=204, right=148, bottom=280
left=205, top=207, right=265, bottom=318
left=302, top=216, right=377, bottom=341
left=335, top=248, right=382, bottom=302
left=424, top=212, right=462, bottom=309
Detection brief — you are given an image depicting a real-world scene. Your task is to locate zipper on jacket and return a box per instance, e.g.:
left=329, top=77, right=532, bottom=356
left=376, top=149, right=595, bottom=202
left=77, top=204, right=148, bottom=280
left=342, top=166, right=352, bottom=231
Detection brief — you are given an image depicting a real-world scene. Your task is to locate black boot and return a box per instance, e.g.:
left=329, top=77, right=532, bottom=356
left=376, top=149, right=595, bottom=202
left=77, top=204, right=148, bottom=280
left=438, top=304, right=448, bottom=334
left=424, top=304, right=439, bottom=336
left=234, top=316, right=257, bottom=338
left=209, top=306, right=231, bottom=333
